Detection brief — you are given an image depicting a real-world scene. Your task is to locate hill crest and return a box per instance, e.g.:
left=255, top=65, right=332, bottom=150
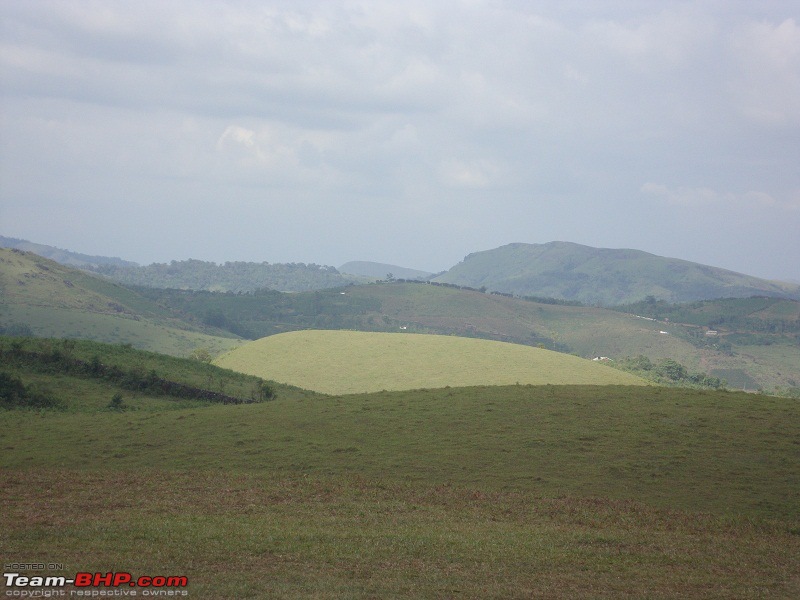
left=339, top=261, right=432, bottom=280
left=434, top=241, right=800, bottom=305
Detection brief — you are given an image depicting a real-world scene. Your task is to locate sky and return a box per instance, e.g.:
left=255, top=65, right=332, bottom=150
left=1, top=1, right=799, bottom=280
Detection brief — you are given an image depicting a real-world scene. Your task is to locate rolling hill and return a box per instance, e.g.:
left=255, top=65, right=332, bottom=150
left=213, top=330, right=647, bottom=394
left=3, top=240, right=797, bottom=393
left=0, top=248, right=241, bottom=356
left=145, top=281, right=798, bottom=393
left=434, top=241, right=800, bottom=305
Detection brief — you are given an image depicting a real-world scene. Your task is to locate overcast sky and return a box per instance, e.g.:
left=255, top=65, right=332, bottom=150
left=1, top=1, right=799, bottom=280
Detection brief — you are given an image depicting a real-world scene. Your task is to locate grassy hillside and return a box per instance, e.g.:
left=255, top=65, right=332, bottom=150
left=2, top=378, right=799, bottom=597
left=0, top=337, right=312, bottom=410
left=3, top=244, right=794, bottom=392
left=214, top=330, right=648, bottom=394
left=434, top=241, right=800, bottom=304
left=1, top=381, right=795, bottom=517
left=139, top=281, right=800, bottom=392
left=0, top=248, right=242, bottom=356
left=615, top=295, right=800, bottom=332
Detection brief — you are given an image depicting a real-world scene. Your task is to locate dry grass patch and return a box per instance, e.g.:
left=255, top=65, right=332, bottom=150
left=2, top=470, right=798, bottom=599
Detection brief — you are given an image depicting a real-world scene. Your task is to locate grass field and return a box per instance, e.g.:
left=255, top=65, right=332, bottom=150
left=2, top=338, right=799, bottom=597
left=3, top=470, right=798, bottom=599
left=2, top=384, right=796, bottom=517
left=213, top=330, right=648, bottom=394
left=2, top=381, right=799, bottom=598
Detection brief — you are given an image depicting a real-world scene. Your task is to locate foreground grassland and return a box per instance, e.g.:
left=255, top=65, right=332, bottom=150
left=3, top=470, right=798, bottom=599
left=1, top=384, right=799, bottom=598
left=213, top=330, right=647, bottom=394
left=2, top=385, right=796, bottom=517
left=2, top=343, right=799, bottom=598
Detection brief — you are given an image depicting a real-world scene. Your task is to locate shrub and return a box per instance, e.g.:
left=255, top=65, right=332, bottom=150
left=107, top=393, right=126, bottom=411
left=0, top=371, right=62, bottom=409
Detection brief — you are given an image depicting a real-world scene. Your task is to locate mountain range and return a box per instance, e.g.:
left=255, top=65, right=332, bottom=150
left=2, top=245, right=798, bottom=393
left=433, top=242, right=800, bottom=305
left=3, top=235, right=797, bottom=305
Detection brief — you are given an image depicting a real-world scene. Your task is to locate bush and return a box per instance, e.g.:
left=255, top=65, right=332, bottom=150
left=0, top=371, right=62, bottom=409
left=107, top=393, right=126, bottom=411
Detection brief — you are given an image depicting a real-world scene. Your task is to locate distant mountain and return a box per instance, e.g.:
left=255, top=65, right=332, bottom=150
left=433, top=242, right=800, bottom=305
left=338, top=261, right=432, bottom=280
left=0, top=235, right=138, bottom=268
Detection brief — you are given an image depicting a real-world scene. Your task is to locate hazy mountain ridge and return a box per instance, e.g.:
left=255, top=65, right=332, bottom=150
left=434, top=242, right=800, bottom=305
left=338, top=261, right=433, bottom=280
left=93, top=259, right=362, bottom=293
left=5, top=234, right=799, bottom=303
left=2, top=248, right=798, bottom=391
left=0, top=235, right=138, bottom=268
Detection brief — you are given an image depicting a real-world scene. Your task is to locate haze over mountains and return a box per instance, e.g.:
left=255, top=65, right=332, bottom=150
left=0, top=235, right=137, bottom=268
left=433, top=242, right=800, bottom=305
left=2, top=235, right=798, bottom=306
left=2, top=244, right=799, bottom=393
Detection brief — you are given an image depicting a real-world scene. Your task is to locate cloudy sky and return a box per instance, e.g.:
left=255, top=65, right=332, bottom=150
left=1, top=1, right=799, bottom=280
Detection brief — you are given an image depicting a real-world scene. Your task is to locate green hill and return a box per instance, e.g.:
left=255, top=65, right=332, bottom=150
left=434, top=241, right=800, bottom=305
left=0, top=248, right=241, bottom=357
left=4, top=245, right=796, bottom=393
left=144, top=281, right=798, bottom=392
left=213, top=330, right=647, bottom=394
left=0, top=336, right=307, bottom=412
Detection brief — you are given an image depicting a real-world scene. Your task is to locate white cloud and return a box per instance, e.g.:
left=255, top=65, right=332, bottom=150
left=641, top=183, right=800, bottom=211
left=1, top=1, right=799, bottom=277
left=640, top=183, right=728, bottom=206
left=586, top=7, right=716, bottom=70
left=730, top=18, right=800, bottom=125
left=439, top=158, right=503, bottom=188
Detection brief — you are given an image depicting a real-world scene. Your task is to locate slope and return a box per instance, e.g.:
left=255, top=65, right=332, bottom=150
left=140, top=281, right=799, bottom=392
left=0, top=248, right=241, bottom=356
left=213, top=330, right=648, bottom=394
left=0, top=234, right=137, bottom=268
left=434, top=241, right=800, bottom=305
